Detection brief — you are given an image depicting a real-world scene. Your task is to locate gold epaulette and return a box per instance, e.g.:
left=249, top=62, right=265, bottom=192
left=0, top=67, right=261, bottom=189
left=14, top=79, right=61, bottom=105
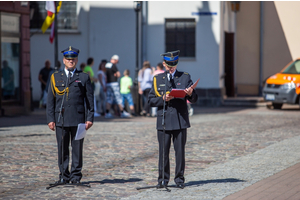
left=153, top=76, right=161, bottom=97
left=50, top=73, right=69, bottom=99
left=153, top=76, right=170, bottom=97
left=184, top=72, right=189, bottom=75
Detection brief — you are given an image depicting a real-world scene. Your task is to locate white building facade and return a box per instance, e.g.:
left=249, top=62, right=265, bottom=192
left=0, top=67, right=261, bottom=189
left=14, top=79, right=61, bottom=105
left=30, top=1, right=231, bottom=106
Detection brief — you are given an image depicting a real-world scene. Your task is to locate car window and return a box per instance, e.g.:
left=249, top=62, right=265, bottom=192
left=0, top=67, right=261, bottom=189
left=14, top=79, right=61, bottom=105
left=282, top=60, right=300, bottom=74
left=295, top=62, right=300, bottom=73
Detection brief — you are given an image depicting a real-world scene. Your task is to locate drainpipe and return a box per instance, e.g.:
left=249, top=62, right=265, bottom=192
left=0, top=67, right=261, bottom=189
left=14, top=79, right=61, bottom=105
left=259, top=1, right=264, bottom=96
left=141, top=1, right=148, bottom=62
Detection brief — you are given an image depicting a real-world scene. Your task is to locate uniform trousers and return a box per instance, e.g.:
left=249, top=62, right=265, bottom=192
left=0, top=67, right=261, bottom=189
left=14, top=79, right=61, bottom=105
left=56, top=126, right=84, bottom=182
left=157, top=128, right=187, bottom=184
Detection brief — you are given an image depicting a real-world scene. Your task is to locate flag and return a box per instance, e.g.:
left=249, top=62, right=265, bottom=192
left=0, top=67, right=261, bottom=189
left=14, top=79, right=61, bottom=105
left=41, top=1, right=62, bottom=34
left=49, top=21, right=55, bottom=43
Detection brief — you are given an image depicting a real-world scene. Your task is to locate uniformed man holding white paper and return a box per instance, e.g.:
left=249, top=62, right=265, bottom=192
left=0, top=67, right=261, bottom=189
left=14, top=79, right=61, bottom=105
left=47, top=46, right=94, bottom=185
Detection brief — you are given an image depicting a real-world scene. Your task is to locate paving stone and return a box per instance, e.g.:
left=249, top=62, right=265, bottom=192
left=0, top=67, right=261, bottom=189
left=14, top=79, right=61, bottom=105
left=1, top=106, right=300, bottom=199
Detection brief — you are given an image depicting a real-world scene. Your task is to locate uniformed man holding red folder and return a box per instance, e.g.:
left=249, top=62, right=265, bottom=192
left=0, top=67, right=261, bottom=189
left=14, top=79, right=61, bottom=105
left=148, top=50, right=198, bottom=189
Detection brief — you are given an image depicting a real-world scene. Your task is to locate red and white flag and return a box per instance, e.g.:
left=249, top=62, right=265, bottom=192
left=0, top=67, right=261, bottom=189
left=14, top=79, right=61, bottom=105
left=41, top=1, right=62, bottom=43
left=49, top=20, right=55, bottom=43
left=46, top=1, right=55, bottom=14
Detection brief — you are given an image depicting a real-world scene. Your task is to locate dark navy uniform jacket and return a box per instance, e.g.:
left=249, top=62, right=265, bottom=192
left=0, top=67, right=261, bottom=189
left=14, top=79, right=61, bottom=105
left=47, top=69, right=94, bottom=127
left=148, top=70, right=198, bottom=131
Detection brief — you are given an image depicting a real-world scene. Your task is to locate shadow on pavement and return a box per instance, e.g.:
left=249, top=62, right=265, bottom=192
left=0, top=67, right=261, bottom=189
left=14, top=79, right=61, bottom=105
left=0, top=108, right=47, bottom=127
left=193, top=104, right=300, bottom=115
left=192, top=106, right=257, bottom=115
left=86, top=178, right=143, bottom=184
left=3, top=133, right=52, bottom=137
left=184, top=178, right=245, bottom=187
left=1, top=105, right=299, bottom=128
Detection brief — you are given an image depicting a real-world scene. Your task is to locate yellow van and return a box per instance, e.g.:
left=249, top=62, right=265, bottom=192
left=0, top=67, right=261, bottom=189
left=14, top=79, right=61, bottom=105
left=263, top=59, right=300, bottom=109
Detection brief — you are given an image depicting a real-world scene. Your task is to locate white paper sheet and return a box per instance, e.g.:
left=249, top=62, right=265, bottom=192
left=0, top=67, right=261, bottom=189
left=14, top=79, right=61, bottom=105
left=75, top=123, right=87, bottom=140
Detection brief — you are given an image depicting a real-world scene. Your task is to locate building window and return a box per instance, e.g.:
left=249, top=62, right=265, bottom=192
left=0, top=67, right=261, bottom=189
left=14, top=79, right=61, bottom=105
left=165, top=18, right=196, bottom=57
left=30, top=1, right=77, bottom=30
left=1, top=13, right=21, bottom=102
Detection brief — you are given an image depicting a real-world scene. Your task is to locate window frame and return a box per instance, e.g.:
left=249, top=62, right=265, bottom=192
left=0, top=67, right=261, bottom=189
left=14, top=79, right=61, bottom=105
left=0, top=12, right=21, bottom=103
left=30, top=1, right=78, bottom=32
left=165, top=18, right=196, bottom=58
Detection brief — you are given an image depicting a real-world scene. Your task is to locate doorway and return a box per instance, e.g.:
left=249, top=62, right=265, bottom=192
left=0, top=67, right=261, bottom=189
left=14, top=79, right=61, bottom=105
left=224, top=32, right=235, bottom=97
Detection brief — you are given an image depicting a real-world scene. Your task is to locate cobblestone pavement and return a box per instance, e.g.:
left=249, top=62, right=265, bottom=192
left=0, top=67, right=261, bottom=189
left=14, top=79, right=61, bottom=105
left=1, top=105, right=300, bottom=199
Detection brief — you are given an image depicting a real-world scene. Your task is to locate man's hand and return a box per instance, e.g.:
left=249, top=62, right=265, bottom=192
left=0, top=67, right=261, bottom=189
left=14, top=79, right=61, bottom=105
left=185, top=87, right=193, bottom=96
left=48, top=122, right=56, bottom=131
left=163, top=93, right=174, bottom=102
left=85, top=121, right=93, bottom=130
left=138, top=88, right=143, bottom=95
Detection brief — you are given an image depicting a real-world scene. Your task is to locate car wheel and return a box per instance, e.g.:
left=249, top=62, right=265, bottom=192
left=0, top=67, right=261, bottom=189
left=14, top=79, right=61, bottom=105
left=272, top=102, right=283, bottom=109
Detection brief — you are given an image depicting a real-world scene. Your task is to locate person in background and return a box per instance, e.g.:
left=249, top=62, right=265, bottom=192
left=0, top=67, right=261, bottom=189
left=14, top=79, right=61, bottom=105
left=83, top=58, right=98, bottom=87
left=39, top=59, right=54, bottom=108
left=45, top=61, right=62, bottom=105
left=187, top=100, right=194, bottom=116
left=104, top=55, right=131, bottom=118
left=2, top=60, right=15, bottom=100
left=80, top=62, right=86, bottom=72
left=138, top=61, right=153, bottom=117
left=120, top=69, right=136, bottom=116
left=97, top=59, right=107, bottom=116
left=151, top=62, right=165, bottom=117
left=153, top=62, right=164, bottom=76
left=83, top=57, right=100, bottom=117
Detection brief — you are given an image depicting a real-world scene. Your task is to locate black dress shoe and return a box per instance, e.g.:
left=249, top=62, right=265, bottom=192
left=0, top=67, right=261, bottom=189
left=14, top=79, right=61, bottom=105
left=55, top=179, right=69, bottom=184
left=71, top=180, right=81, bottom=184
left=176, top=183, right=185, bottom=189
left=156, top=181, right=168, bottom=188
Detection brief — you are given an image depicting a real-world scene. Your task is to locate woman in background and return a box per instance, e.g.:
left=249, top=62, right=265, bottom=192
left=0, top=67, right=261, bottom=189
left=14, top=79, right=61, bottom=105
left=97, top=59, right=107, bottom=116
left=138, top=61, right=153, bottom=116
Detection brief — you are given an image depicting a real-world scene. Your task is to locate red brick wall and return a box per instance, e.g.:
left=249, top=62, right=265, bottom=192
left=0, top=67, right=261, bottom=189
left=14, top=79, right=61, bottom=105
left=0, top=2, right=31, bottom=114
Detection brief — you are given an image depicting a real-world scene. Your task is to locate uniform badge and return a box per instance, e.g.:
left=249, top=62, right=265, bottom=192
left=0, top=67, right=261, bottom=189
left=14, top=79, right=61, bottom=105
left=159, top=84, right=165, bottom=86
left=177, top=83, right=181, bottom=85
left=75, top=80, right=81, bottom=82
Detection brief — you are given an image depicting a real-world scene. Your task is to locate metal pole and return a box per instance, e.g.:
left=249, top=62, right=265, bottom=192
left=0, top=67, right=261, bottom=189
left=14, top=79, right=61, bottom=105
left=135, top=10, right=139, bottom=85
left=0, top=14, right=2, bottom=116
left=233, top=12, right=237, bottom=97
left=142, top=1, right=147, bottom=63
left=54, top=2, right=58, bottom=70
left=134, top=9, right=140, bottom=115
left=259, top=1, right=264, bottom=96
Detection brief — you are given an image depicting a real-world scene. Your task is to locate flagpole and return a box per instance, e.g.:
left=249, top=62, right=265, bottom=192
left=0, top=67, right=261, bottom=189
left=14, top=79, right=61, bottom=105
left=54, top=1, right=58, bottom=70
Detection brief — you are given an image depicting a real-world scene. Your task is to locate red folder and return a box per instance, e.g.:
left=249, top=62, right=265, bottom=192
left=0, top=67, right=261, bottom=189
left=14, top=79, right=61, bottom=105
left=169, top=78, right=200, bottom=98
left=191, top=78, right=200, bottom=89
left=169, top=89, right=186, bottom=98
